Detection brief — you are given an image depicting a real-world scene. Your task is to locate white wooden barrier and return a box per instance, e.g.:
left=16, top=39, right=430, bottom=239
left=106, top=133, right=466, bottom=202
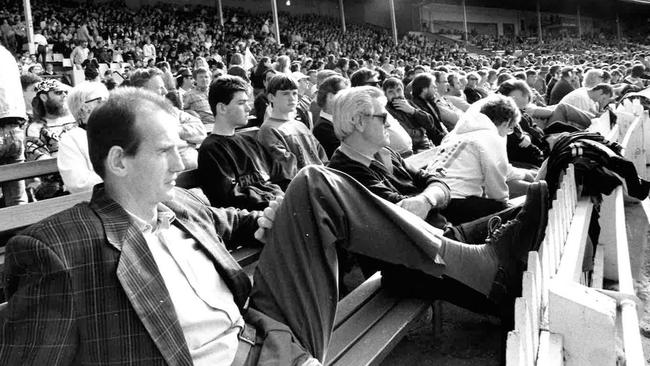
left=506, top=110, right=648, bottom=365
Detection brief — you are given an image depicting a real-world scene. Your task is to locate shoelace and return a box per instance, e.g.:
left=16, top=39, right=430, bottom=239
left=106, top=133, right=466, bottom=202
left=485, top=216, right=502, bottom=242
left=485, top=216, right=518, bottom=244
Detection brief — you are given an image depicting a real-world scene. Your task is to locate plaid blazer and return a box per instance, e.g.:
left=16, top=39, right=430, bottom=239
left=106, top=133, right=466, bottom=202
left=0, top=185, right=258, bottom=365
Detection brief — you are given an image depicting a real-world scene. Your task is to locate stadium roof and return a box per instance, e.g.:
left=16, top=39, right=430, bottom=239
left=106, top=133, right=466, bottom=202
left=419, top=0, right=650, bottom=16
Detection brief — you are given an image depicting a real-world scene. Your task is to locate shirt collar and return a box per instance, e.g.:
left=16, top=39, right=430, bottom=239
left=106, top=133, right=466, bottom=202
left=125, top=204, right=176, bottom=234
left=320, top=111, right=333, bottom=121
left=338, top=142, right=392, bottom=170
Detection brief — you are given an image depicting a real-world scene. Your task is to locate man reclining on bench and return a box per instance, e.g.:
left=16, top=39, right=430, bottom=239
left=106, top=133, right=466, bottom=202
left=0, top=87, right=548, bottom=366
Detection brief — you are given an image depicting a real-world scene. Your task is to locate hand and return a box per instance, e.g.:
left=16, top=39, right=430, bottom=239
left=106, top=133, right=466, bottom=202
left=396, top=195, right=431, bottom=219
left=523, top=170, right=536, bottom=182
left=518, top=135, right=532, bottom=148
left=392, top=98, right=416, bottom=115
left=254, top=196, right=284, bottom=243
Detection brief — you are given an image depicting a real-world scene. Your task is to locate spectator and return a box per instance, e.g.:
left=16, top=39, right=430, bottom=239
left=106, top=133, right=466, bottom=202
left=410, top=73, right=449, bottom=146
left=558, top=83, right=613, bottom=118
left=175, top=67, right=193, bottom=101
left=257, top=74, right=327, bottom=181
left=313, top=75, right=349, bottom=158
left=251, top=68, right=276, bottom=127
left=0, top=44, right=28, bottom=206
left=57, top=81, right=106, bottom=193
left=183, top=66, right=214, bottom=125
left=549, top=67, right=575, bottom=105
left=350, top=68, right=413, bottom=156
left=69, top=39, right=89, bottom=70
left=427, top=95, right=535, bottom=224
left=199, top=75, right=285, bottom=209
left=383, top=77, right=436, bottom=154
left=20, top=72, right=42, bottom=119
left=464, top=71, right=487, bottom=104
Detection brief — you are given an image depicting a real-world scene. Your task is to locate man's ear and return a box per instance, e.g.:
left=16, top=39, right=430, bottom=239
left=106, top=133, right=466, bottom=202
left=105, top=146, right=129, bottom=177
left=39, top=93, right=48, bottom=103
left=267, top=92, right=275, bottom=106
left=353, top=113, right=365, bottom=132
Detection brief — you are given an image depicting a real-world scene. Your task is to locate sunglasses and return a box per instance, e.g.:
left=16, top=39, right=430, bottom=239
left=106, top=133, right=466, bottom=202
left=51, top=90, right=68, bottom=96
left=84, top=96, right=104, bottom=104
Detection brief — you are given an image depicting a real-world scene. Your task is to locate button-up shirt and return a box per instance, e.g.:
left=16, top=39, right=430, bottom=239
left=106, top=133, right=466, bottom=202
left=127, top=205, right=244, bottom=366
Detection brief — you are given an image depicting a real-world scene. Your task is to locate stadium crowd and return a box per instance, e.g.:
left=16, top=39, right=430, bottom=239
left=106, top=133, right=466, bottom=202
left=1, top=0, right=650, bottom=365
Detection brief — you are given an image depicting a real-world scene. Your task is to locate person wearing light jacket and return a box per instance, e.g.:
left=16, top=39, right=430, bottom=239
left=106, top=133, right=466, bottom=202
left=427, top=94, right=536, bottom=225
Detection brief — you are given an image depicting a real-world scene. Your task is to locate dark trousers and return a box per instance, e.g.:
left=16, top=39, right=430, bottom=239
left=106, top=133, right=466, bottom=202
left=249, top=166, right=514, bottom=363
left=443, top=196, right=509, bottom=226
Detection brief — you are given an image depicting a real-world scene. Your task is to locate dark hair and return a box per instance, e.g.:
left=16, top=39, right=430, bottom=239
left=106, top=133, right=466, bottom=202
left=411, top=73, right=434, bottom=98
left=631, top=64, right=645, bottom=78
left=87, top=87, right=175, bottom=178
left=208, top=75, right=250, bottom=116
left=497, top=79, right=532, bottom=99
left=350, top=68, right=377, bottom=87
left=316, top=75, right=348, bottom=108
left=381, top=77, right=403, bottom=92
left=266, top=74, right=297, bottom=95
left=20, top=73, right=42, bottom=90
left=227, top=65, right=250, bottom=82
left=129, top=68, right=163, bottom=88
left=165, top=90, right=183, bottom=109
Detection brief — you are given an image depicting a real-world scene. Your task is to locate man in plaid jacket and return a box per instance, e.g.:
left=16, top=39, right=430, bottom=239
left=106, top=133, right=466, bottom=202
left=1, top=87, right=547, bottom=365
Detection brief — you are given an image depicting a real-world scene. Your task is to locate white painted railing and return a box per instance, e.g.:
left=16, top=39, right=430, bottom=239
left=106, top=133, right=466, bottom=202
left=507, top=109, right=648, bottom=365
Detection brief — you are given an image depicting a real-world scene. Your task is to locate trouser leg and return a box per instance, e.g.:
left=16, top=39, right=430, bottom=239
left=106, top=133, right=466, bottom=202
left=548, top=103, right=593, bottom=129
left=442, top=197, right=508, bottom=226
left=0, top=122, right=27, bottom=206
left=250, top=166, right=455, bottom=360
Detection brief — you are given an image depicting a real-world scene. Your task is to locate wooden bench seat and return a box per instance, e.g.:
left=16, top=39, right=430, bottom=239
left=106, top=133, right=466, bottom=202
left=326, top=272, right=430, bottom=366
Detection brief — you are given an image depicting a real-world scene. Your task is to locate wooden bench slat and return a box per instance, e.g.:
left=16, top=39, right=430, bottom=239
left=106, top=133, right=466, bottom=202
left=326, top=288, right=400, bottom=364
left=327, top=297, right=429, bottom=366
left=0, top=158, right=58, bottom=183
left=333, top=272, right=382, bottom=328
left=0, top=191, right=92, bottom=234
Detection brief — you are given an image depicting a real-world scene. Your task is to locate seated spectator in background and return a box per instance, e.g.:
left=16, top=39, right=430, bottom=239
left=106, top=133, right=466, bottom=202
left=350, top=68, right=413, bottom=156
left=410, top=73, right=449, bottom=146
left=258, top=74, right=328, bottom=181
left=433, top=70, right=465, bottom=123
left=427, top=95, right=535, bottom=225
left=525, top=69, right=546, bottom=106
left=313, top=75, right=349, bottom=158
left=25, top=79, right=77, bottom=199
left=445, top=73, right=471, bottom=112
left=549, top=67, right=575, bottom=105
left=130, top=68, right=207, bottom=169
left=251, top=68, right=276, bottom=127
left=199, top=75, right=285, bottom=210
left=292, top=71, right=313, bottom=130
left=309, top=69, right=338, bottom=125
left=20, top=72, right=42, bottom=119
left=57, top=81, right=106, bottom=193
left=175, top=67, right=193, bottom=101
left=545, top=65, right=561, bottom=104
left=624, top=64, right=647, bottom=89
left=183, top=67, right=214, bottom=125
left=129, top=68, right=206, bottom=146
left=328, top=86, right=450, bottom=229
left=383, top=77, right=436, bottom=154
left=559, top=82, right=613, bottom=118
left=0, top=44, right=28, bottom=206
left=464, top=72, right=487, bottom=104
left=496, top=80, right=546, bottom=167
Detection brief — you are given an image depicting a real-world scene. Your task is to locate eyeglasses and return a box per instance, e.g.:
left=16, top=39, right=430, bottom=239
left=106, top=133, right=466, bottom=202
left=84, top=96, right=104, bottom=104
left=52, top=90, right=68, bottom=96
left=468, top=77, right=478, bottom=81
left=365, top=113, right=389, bottom=125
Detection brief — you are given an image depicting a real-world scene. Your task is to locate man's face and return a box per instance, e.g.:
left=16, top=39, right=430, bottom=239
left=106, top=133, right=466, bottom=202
left=508, top=90, right=529, bottom=110
left=181, top=75, right=193, bottom=89
left=526, top=75, right=537, bottom=86
left=467, top=75, right=478, bottom=88
left=123, top=109, right=185, bottom=206
left=424, top=80, right=438, bottom=100
left=144, top=75, right=168, bottom=96
left=359, top=100, right=390, bottom=149
left=222, top=91, right=251, bottom=128
left=43, top=89, right=69, bottom=117
left=195, top=72, right=211, bottom=88
left=592, top=90, right=611, bottom=106
left=297, top=78, right=310, bottom=95
left=384, top=86, right=405, bottom=103
left=436, top=73, right=449, bottom=95
left=268, top=89, right=298, bottom=114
